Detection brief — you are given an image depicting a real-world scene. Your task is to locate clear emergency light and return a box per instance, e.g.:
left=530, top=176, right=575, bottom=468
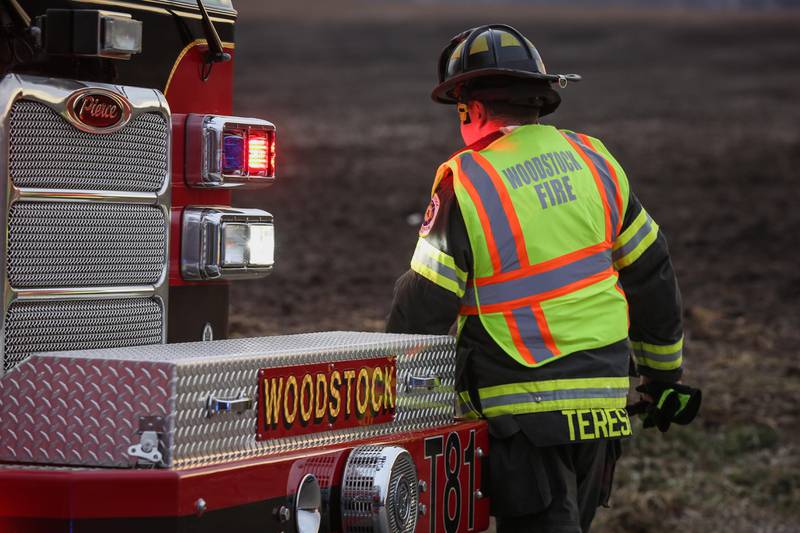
left=38, top=9, right=143, bottom=60
left=185, top=115, right=276, bottom=188
left=182, top=207, right=275, bottom=280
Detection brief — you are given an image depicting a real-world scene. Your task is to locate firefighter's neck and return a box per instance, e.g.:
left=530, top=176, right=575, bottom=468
left=459, top=100, right=538, bottom=146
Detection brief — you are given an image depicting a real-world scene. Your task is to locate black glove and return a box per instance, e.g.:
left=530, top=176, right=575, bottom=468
left=633, top=382, right=702, bottom=433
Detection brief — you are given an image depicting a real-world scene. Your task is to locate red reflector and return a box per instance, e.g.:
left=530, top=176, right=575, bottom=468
left=269, top=137, right=276, bottom=177
left=247, top=133, right=269, bottom=175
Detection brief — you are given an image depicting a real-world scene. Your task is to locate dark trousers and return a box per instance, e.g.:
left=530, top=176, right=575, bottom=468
left=490, top=432, right=621, bottom=533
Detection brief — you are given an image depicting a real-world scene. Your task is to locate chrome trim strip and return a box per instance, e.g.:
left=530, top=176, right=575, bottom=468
left=12, top=286, right=157, bottom=301
left=76, top=0, right=238, bottom=20
left=14, top=188, right=159, bottom=204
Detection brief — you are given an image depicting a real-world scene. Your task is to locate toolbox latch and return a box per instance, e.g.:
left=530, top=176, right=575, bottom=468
left=127, top=416, right=165, bottom=467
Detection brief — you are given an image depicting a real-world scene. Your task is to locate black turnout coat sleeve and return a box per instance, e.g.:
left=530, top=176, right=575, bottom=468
left=617, top=193, right=685, bottom=382
left=386, top=174, right=471, bottom=335
left=385, top=271, right=458, bottom=335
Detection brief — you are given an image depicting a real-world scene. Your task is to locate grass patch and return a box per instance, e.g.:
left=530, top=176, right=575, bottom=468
left=593, top=420, right=800, bottom=532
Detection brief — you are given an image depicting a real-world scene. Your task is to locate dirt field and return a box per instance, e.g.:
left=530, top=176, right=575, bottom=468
left=228, top=2, right=800, bottom=531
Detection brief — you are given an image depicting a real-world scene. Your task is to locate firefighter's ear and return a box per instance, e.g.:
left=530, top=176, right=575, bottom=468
left=470, top=100, right=488, bottom=125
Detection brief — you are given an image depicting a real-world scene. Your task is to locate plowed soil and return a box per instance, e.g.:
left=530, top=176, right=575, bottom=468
left=229, top=3, right=800, bottom=531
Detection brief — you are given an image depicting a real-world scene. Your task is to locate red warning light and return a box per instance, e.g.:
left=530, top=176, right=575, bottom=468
left=247, top=132, right=269, bottom=175
left=185, top=114, right=275, bottom=188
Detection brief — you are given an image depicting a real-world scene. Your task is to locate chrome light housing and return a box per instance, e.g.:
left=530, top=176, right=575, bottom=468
left=341, top=446, right=418, bottom=533
left=181, top=207, right=274, bottom=280
left=185, top=114, right=276, bottom=189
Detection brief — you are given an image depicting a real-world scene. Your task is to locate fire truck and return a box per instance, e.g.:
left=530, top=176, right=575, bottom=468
left=0, top=1, right=491, bottom=532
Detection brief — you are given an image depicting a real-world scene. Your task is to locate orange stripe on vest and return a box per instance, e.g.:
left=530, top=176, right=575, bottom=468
left=562, top=134, right=614, bottom=244
left=471, top=152, right=531, bottom=267
left=577, top=134, right=625, bottom=237
left=455, top=156, right=503, bottom=275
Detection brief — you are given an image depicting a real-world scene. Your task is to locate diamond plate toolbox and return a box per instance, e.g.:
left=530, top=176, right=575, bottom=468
left=0, top=332, right=456, bottom=469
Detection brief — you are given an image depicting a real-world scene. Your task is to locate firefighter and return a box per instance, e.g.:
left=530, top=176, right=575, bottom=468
left=386, top=25, right=701, bottom=532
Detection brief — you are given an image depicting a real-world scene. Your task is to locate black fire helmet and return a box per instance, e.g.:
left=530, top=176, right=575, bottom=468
left=431, top=24, right=581, bottom=117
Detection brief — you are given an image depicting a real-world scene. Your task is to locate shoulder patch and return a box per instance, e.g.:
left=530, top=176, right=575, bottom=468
left=419, top=193, right=440, bottom=237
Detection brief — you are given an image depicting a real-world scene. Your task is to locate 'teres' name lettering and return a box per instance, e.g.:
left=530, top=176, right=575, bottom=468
left=561, top=408, right=632, bottom=441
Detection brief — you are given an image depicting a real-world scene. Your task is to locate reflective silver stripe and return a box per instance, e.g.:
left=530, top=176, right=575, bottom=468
left=480, top=387, right=629, bottom=409
left=460, top=153, right=522, bottom=270
left=563, top=132, right=621, bottom=236
left=510, top=304, right=556, bottom=363
left=462, top=249, right=612, bottom=307
left=633, top=346, right=682, bottom=363
left=612, top=214, right=654, bottom=262
left=414, top=247, right=463, bottom=286
left=458, top=397, right=475, bottom=412
left=457, top=393, right=481, bottom=418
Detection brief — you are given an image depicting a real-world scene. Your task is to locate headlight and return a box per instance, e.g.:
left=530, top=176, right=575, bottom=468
left=222, top=223, right=248, bottom=266
left=247, top=224, right=275, bottom=266
left=182, top=207, right=275, bottom=280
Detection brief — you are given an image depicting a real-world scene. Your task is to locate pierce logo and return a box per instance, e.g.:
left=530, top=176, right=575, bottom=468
left=66, top=89, right=131, bottom=133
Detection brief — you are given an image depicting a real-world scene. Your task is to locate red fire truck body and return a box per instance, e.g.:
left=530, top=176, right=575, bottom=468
left=2, top=419, right=489, bottom=533
left=0, top=2, right=491, bottom=532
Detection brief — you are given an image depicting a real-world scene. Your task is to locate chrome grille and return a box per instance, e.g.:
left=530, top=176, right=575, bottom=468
left=7, top=202, right=166, bottom=288
left=387, top=454, right=418, bottom=533
left=0, top=76, right=171, bottom=376
left=8, top=100, right=168, bottom=192
left=343, top=447, right=387, bottom=524
left=341, top=446, right=418, bottom=533
left=3, top=298, right=163, bottom=373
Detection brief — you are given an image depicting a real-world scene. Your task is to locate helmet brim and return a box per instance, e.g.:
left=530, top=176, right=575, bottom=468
left=431, top=68, right=580, bottom=117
